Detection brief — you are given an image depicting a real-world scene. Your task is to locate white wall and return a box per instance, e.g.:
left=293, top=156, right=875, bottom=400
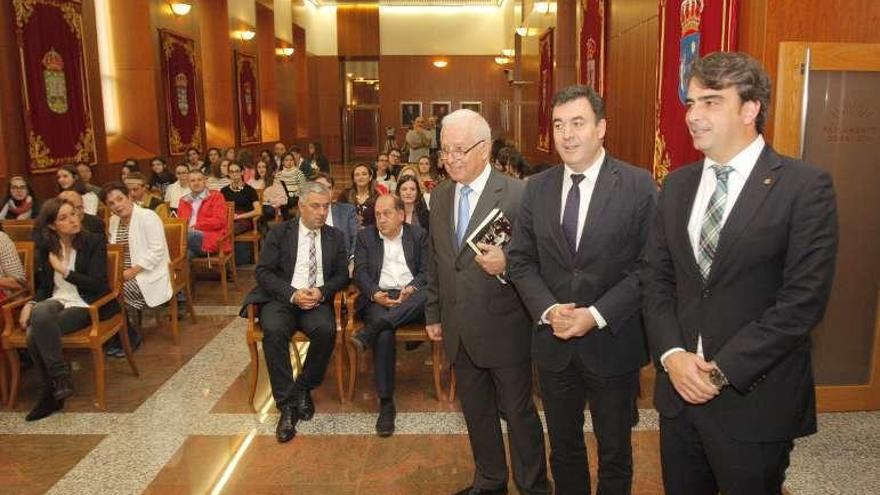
left=379, top=5, right=508, bottom=55
left=292, top=3, right=338, bottom=56
left=274, top=0, right=293, bottom=43
left=227, top=0, right=256, bottom=26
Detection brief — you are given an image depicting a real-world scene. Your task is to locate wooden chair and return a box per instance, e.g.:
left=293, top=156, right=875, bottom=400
left=0, top=220, right=35, bottom=242
left=344, top=288, right=448, bottom=402
left=0, top=241, right=35, bottom=405
left=245, top=291, right=348, bottom=407
left=1, top=245, right=139, bottom=409
left=162, top=219, right=197, bottom=344
left=190, top=202, right=236, bottom=304
left=234, top=203, right=262, bottom=265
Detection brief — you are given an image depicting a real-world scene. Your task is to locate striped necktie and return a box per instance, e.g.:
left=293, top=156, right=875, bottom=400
left=307, top=230, right=318, bottom=287
left=697, top=164, right=733, bottom=281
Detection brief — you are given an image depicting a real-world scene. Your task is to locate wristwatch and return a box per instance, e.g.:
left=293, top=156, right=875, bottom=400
left=708, top=362, right=729, bottom=388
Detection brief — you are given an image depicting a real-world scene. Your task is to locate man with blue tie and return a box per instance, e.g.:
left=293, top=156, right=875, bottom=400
left=425, top=110, right=550, bottom=495
left=508, top=85, right=657, bottom=494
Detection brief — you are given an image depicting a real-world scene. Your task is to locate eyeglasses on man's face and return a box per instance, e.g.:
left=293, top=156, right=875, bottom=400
left=439, top=139, right=485, bottom=162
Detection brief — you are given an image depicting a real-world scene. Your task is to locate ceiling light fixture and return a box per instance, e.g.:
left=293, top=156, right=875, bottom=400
left=432, top=60, right=448, bottom=68
left=169, top=2, right=192, bottom=16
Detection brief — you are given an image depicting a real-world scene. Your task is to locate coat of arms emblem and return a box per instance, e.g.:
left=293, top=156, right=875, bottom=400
left=42, top=48, right=68, bottom=115
left=678, top=0, right=704, bottom=104
left=243, top=80, right=253, bottom=116
left=175, top=72, right=189, bottom=116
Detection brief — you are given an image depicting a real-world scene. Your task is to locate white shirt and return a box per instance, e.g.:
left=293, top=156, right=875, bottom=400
left=541, top=150, right=608, bottom=329
left=325, top=205, right=335, bottom=227
left=661, top=135, right=765, bottom=367
left=164, top=181, right=191, bottom=210
left=291, top=221, right=324, bottom=290
left=186, top=190, right=209, bottom=230
left=453, top=163, right=492, bottom=234
left=51, top=248, right=88, bottom=309
left=378, top=228, right=414, bottom=290
left=82, top=192, right=99, bottom=216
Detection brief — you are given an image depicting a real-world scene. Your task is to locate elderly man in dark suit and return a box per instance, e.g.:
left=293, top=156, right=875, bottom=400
left=426, top=109, right=550, bottom=495
left=241, top=181, right=350, bottom=444
left=642, top=52, right=838, bottom=495
left=312, top=173, right=358, bottom=262
left=508, top=85, right=657, bottom=495
left=350, top=194, right=428, bottom=437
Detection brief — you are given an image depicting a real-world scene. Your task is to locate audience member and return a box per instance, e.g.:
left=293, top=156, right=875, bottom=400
left=249, top=160, right=269, bottom=190
left=204, top=147, right=222, bottom=174
left=177, top=169, right=230, bottom=259
left=75, top=163, right=102, bottom=196
left=340, top=163, right=378, bottom=228
left=0, top=175, right=38, bottom=220
left=374, top=153, right=396, bottom=194
left=148, top=157, right=175, bottom=197
left=258, top=162, right=289, bottom=224
left=164, top=164, right=191, bottom=215
left=350, top=194, right=428, bottom=437
left=416, top=156, right=438, bottom=192
left=21, top=198, right=119, bottom=421
left=121, top=160, right=139, bottom=182
left=57, top=190, right=105, bottom=240
left=103, top=182, right=173, bottom=357
left=0, top=224, right=26, bottom=303
left=57, top=164, right=99, bottom=215
left=406, top=116, right=433, bottom=163
left=301, top=142, right=330, bottom=179
left=185, top=147, right=203, bottom=171
left=206, top=159, right=232, bottom=191
left=124, top=172, right=169, bottom=219
left=388, top=148, right=403, bottom=176
left=236, top=149, right=256, bottom=184
left=272, top=142, right=286, bottom=169
left=276, top=152, right=308, bottom=206
left=312, top=173, right=357, bottom=260
left=221, top=162, right=261, bottom=235
left=241, top=181, right=350, bottom=443
left=396, top=175, right=430, bottom=231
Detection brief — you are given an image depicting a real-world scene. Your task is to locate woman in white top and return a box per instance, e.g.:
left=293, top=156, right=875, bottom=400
left=56, top=164, right=99, bottom=215
left=164, top=163, right=192, bottom=215
left=20, top=198, right=119, bottom=421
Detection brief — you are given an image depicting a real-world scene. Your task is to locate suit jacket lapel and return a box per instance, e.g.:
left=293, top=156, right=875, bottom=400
left=288, top=221, right=300, bottom=280
left=456, top=170, right=504, bottom=262
left=709, top=147, right=782, bottom=282
left=676, top=165, right=704, bottom=281
left=371, top=229, right=384, bottom=282
left=575, top=158, right=617, bottom=264
left=402, top=226, right=417, bottom=274
left=320, top=225, right=333, bottom=280
left=547, top=167, right=574, bottom=266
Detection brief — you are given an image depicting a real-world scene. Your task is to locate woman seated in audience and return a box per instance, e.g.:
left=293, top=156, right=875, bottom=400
left=57, top=164, right=99, bottom=215
left=275, top=151, right=308, bottom=207
left=121, top=159, right=139, bottom=182
left=124, top=172, right=170, bottom=219
left=164, top=164, right=191, bottom=216
left=206, top=159, right=231, bottom=191
left=204, top=147, right=221, bottom=174
left=185, top=147, right=203, bottom=171
left=221, top=162, right=261, bottom=235
left=339, top=163, right=378, bottom=228
left=0, top=175, right=39, bottom=220
left=223, top=147, right=237, bottom=163
left=248, top=159, right=269, bottom=190
left=259, top=149, right=273, bottom=169
left=397, top=164, right=432, bottom=206
left=19, top=197, right=119, bottom=421
left=0, top=224, right=26, bottom=303
left=148, top=157, right=175, bottom=197
left=416, top=155, right=439, bottom=193
left=237, top=149, right=256, bottom=184
left=300, top=141, right=330, bottom=179
left=396, top=175, right=430, bottom=232
left=374, top=152, right=396, bottom=194
left=258, top=162, right=288, bottom=224
left=103, top=181, right=173, bottom=357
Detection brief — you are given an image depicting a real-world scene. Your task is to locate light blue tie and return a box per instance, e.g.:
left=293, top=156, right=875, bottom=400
left=455, top=185, right=472, bottom=249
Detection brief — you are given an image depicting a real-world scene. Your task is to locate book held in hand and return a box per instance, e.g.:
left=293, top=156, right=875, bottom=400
left=466, top=208, right=513, bottom=257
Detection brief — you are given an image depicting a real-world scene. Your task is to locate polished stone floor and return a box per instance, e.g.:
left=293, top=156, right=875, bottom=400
left=1, top=268, right=877, bottom=494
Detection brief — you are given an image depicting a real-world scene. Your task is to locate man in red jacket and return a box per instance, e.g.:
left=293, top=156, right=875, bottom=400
left=177, top=169, right=229, bottom=258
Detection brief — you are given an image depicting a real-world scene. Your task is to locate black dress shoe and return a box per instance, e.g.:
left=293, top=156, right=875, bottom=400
left=295, top=387, right=315, bottom=421
left=452, top=486, right=508, bottom=495
left=26, top=396, right=64, bottom=422
left=52, top=375, right=75, bottom=402
left=375, top=400, right=396, bottom=437
left=275, top=403, right=298, bottom=443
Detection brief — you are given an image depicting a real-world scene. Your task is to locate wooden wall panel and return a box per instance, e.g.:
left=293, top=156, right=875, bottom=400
left=0, top=0, right=27, bottom=181
left=308, top=56, right=342, bottom=162
left=337, top=5, right=380, bottom=58
left=199, top=0, right=235, bottom=148
left=293, top=24, right=310, bottom=140
left=379, top=56, right=512, bottom=155
left=257, top=4, right=280, bottom=142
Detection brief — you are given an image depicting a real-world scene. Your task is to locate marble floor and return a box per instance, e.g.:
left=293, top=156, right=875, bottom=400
left=1, top=268, right=878, bottom=494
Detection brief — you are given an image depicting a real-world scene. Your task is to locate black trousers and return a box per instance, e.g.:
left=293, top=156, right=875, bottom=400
left=26, top=300, right=90, bottom=387
left=454, top=344, right=551, bottom=495
left=538, top=353, right=639, bottom=495
left=359, top=289, right=426, bottom=400
left=660, top=406, right=793, bottom=495
left=260, top=299, right=336, bottom=408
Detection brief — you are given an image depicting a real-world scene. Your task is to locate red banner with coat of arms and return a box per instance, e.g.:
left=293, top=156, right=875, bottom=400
left=653, top=0, right=738, bottom=182
left=234, top=51, right=261, bottom=146
left=537, top=28, right=554, bottom=153
left=160, top=30, right=203, bottom=156
left=13, top=0, right=96, bottom=173
left=578, top=0, right=606, bottom=95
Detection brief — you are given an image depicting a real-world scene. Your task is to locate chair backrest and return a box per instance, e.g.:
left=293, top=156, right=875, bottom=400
left=1, top=220, right=36, bottom=242
left=162, top=218, right=186, bottom=262
left=106, top=244, right=124, bottom=297
left=13, top=240, right=34, bottom=294
left=226, top=201, right=235, bottom=235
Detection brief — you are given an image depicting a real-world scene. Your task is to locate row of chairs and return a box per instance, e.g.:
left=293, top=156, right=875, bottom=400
left=243, top=287, right=456, bottom=409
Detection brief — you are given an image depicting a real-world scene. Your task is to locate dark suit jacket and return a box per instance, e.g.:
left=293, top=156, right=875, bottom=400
left=241, top=218, right=350, bottom=315
left=331, top=202, right=358, bottom=258
left=425, top=168, right=531, bottom=368
left=642, top=145, right=838, bottom=442
left=353, top=223, right=428, bottom=313
left=508, top=156, right=656, bottom=376
left=34, top=231, right=120, bottom=321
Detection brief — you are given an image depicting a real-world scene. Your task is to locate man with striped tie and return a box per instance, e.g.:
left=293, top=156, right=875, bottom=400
left=642, top=52, right=838, bottom=494
left=425, top=109, right=550, bottom=495
left=241, top=181, right=350, bottom=443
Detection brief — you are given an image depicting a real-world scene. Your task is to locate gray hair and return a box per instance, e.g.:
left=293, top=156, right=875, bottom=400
left=299, top=181, right=330, bottom=199
left=441, top=109, right=491, bottom=143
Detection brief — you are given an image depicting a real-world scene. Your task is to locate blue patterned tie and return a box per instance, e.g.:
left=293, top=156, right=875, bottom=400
left=697, top=165, right=733, bottom=280
left=562, top=174, right=585, bottom=253
left=455, top=185, right=472, bottom=249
